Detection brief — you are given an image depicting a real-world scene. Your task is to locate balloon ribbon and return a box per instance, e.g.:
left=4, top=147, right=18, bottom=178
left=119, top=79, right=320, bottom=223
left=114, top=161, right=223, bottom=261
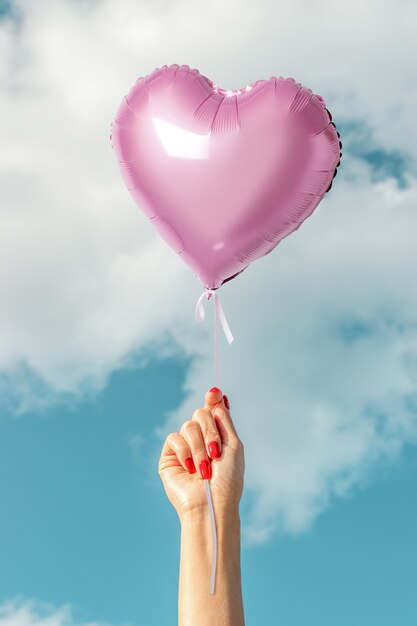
left=195, top=288, right=234, bottom=388
left=195, top=288, right=234, bottom=594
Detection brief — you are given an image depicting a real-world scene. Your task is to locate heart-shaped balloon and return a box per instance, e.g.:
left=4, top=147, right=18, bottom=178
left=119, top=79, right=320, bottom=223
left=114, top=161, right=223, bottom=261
left=111, top=64, right=341, bottom=290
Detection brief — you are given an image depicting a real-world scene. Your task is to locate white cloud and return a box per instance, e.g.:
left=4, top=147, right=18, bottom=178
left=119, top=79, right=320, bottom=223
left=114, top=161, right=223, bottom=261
left=0, top=597, right=123, bottom=626
left=1, top=0, right=417, bottom=539
left=160, top=167, right=417, bottom=543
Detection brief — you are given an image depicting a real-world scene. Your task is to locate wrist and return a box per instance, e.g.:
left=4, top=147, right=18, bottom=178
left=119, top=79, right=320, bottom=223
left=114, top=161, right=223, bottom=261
left=179, top=503, right=241, bottom=534
left=180, top=505, right=241, bottom=572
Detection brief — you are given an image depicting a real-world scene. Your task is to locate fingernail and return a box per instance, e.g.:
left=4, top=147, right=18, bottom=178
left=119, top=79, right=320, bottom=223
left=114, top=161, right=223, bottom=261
left=223, top=394, right=230, bottom=410
left=185, top=457, right=196, bottom=474
left=209, top=387, right=221, bottom=394
left=208, top=441, right=221, bottom=459
left=199, top=460, right=211, bottom=480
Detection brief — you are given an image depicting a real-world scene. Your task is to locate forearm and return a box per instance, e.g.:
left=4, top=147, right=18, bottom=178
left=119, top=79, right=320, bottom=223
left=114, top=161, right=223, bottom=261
left=178, top=506, right=245, bottom=626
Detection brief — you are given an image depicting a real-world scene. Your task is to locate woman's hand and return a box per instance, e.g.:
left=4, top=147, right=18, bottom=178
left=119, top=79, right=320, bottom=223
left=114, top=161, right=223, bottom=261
left=158, top=387, right=245, bottom=521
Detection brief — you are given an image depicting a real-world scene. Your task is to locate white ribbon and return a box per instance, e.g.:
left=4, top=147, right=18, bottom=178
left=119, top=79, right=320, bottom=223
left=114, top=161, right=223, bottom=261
left=195, top=288, right=234, bottom=345
left=195, top=289, right=233, bottom=596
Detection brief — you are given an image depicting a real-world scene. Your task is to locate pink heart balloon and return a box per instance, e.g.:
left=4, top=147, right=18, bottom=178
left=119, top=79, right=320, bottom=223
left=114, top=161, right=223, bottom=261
left=111, top=64, right=341, bottom=290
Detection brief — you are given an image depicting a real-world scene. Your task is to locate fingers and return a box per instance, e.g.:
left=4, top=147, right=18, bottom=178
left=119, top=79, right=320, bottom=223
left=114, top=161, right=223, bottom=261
left=204, top=387, right=240, bottom=446
left=192, top=407, right=222, bottom=461
left=180, top=420, right=212, bottom=480
left=159, top=388, right=241, bottom=482
left=160, top=432, right=196, bottom=475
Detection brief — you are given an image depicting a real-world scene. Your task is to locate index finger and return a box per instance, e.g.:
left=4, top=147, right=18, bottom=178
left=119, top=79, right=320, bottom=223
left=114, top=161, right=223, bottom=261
left=204, top=387, right=239, bottom=444
left=204, top=387, right=224, bottom=413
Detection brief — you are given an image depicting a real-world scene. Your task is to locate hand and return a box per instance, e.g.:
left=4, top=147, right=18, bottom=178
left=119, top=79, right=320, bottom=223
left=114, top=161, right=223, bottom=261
left=158, top=388, right=245, bottom=521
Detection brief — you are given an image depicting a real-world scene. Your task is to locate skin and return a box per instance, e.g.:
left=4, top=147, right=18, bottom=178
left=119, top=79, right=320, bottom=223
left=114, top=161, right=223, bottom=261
left=158, top=387, right=245, bottom=626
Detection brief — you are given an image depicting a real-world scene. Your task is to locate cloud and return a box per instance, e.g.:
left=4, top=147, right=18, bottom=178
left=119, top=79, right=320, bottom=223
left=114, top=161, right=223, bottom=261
left=160, top=167, right=417, bottom=543
left=0, top=597, right=124, bottom=626
left=1, top=0, right=417, bottom=538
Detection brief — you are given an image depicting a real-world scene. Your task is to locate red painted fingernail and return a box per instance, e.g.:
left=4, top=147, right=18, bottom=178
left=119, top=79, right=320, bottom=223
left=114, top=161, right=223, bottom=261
left=223, top=394, right=230, bottom=410
left=209, top=387, right=221, bottom=394
left=199, top=460, right=211, bottom=479
left=208, top=441, right=221, bottom=459
left=185, top=457, right=196, bottom=474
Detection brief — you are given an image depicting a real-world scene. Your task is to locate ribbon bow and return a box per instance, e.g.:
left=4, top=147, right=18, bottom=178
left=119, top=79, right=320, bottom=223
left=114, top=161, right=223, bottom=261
left=195, top=288, right=234, bottom=345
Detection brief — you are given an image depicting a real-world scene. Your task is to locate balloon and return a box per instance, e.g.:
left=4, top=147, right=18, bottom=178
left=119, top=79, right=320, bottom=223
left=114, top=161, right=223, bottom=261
left=110, top=64, right=342, bottom=290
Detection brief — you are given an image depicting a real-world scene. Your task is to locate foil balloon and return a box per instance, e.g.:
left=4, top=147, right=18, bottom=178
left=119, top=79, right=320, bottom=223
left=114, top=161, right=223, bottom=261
left=110, top=63, right=342, bottom=291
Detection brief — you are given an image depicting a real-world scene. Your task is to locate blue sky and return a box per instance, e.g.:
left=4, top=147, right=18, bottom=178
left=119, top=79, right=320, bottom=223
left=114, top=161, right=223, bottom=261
left=1, top=352, right=416, bottom=625
left=1, top=1, right=417, bottom=625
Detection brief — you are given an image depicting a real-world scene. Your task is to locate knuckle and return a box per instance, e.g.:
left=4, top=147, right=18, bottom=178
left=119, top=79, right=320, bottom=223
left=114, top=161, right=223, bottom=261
left=192, top=407, right=209, bottom=421
left=192, top=445, right=206, bottom=457
left=181, top=419, right=196, bottom=434
left=206, top=428, right=220, bottom=442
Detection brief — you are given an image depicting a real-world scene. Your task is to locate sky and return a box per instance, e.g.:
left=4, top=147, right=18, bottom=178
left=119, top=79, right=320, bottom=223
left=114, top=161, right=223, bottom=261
left=0, top=0, right=416, bottom=625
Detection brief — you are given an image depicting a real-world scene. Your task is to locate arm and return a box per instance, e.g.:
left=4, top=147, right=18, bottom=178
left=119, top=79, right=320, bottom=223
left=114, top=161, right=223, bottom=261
left=158, top=387, right=245, bottom=626
left=179, top=506, right=244, bottom=626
